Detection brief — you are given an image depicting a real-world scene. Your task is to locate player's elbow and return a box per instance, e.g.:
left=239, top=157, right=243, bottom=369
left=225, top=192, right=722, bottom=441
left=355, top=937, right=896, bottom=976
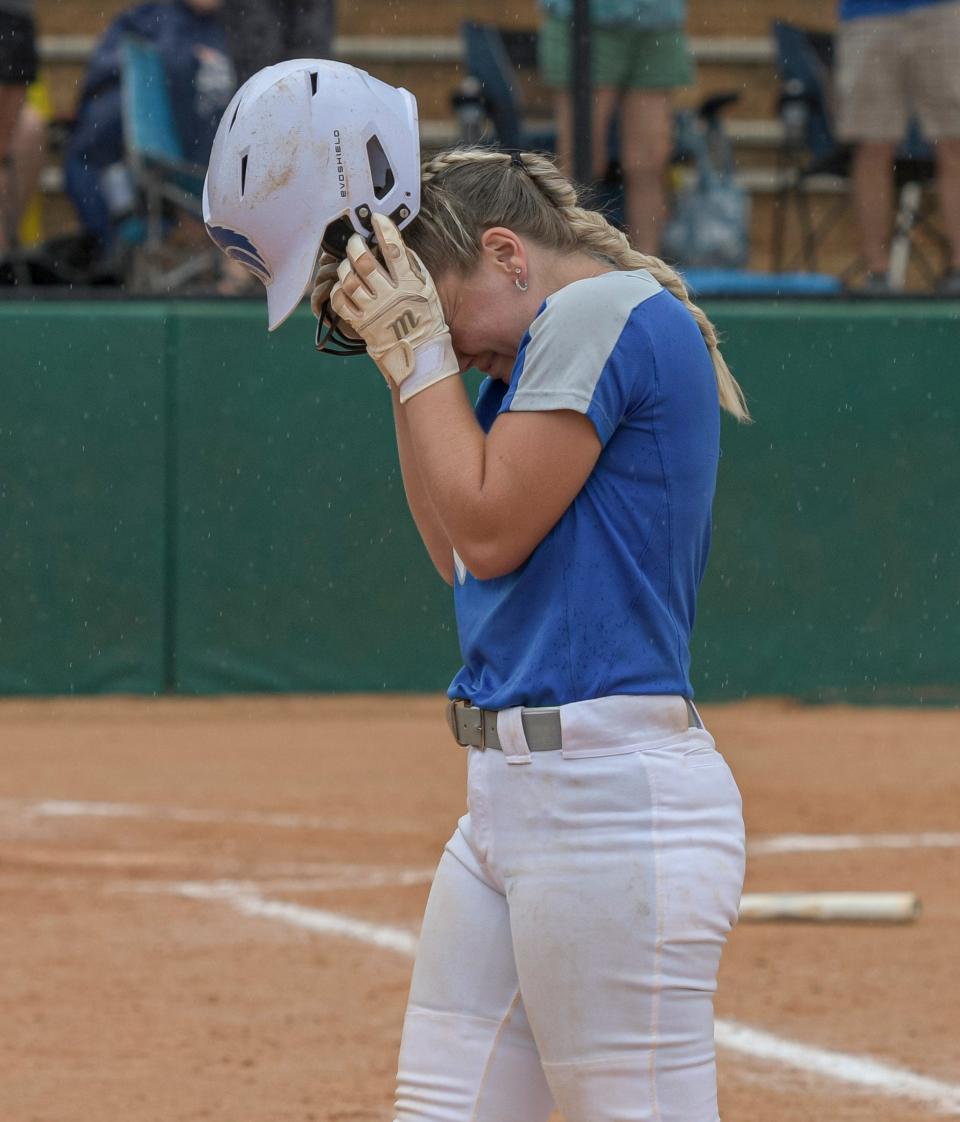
left=423, top=543, right=455, bottom=586
left=457, top=535, right=530, bottom=582
left=452, top=499, right=539, bottom=580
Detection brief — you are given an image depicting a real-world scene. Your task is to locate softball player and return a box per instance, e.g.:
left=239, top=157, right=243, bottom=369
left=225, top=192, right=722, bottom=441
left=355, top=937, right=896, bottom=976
left=204, top=60, right=749, bottom=1122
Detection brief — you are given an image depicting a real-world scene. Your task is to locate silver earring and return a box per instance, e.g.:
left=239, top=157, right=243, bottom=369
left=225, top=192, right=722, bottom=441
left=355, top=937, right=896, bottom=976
left=515, top=268, right=528, bottom=292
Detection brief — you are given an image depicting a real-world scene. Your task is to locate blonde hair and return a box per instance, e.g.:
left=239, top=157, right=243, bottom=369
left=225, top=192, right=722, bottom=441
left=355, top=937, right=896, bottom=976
left=406, top=147, right=750, bottom=422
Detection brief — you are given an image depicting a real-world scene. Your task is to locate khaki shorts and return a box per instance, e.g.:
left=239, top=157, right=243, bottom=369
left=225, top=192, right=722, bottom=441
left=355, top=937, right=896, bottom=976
left=539, top=15, right=693, bottom=90
left=835, top=1, right=960, bottom=141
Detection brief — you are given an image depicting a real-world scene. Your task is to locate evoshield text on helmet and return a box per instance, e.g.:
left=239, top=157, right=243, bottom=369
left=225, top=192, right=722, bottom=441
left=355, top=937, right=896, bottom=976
left=202, top=59, right=420, bottom=332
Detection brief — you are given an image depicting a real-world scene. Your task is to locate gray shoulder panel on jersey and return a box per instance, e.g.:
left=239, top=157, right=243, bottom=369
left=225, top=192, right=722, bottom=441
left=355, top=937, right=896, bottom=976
left=509, top=269, right=662, bottom=411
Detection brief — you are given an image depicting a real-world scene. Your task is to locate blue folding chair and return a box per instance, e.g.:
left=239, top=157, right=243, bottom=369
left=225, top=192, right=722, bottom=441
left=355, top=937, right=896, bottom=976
left=120, top=37, right=217, bottom=291
left=457, top=22, right=556, bottom=153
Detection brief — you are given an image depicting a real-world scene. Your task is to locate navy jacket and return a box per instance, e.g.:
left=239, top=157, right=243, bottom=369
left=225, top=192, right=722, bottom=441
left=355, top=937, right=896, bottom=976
left=74, top=0, right=233, bottom=163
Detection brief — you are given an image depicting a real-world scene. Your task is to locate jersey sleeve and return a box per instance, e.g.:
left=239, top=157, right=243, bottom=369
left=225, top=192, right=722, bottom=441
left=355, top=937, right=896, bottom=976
left=499, top=272, right=660, bottom=447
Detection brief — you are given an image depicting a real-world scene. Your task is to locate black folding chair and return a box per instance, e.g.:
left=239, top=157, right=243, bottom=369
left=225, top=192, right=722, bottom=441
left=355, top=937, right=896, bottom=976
left=770, top=19, right=946, bottom=286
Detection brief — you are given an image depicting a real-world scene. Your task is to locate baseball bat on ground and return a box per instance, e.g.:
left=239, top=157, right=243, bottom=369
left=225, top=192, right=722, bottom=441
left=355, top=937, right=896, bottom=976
left=738, top=892, right=921, bottom=923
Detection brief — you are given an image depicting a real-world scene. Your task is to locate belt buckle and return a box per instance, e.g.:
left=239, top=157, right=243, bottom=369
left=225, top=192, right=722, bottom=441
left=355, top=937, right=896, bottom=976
left=445, top=698, right=462, bottom=745
left=446, top=698, right=486, bottom=750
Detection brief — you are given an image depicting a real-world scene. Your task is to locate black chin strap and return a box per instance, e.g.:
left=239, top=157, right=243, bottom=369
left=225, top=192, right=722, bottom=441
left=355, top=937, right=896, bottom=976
left=315, top=302, right=368, bottom=357
left=313, top=199, right=413, bottom=358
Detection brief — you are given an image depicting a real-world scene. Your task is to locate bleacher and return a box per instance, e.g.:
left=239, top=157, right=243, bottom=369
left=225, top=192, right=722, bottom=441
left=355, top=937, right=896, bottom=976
left=29, top=0, right=945, bottom=285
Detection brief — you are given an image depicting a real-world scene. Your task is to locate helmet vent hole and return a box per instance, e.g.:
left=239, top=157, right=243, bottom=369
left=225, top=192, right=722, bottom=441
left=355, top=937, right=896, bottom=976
left=366, top=135, right=395, bottom=201
left=229, top=99, right=242, bottom=132
left=240, top=154, right=248, bottom=197
left=309, top=71, right=318, bottom=96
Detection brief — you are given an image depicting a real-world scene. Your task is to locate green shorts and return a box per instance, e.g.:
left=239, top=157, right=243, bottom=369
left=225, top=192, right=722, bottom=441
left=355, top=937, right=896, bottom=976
left=538, top=15, right=693, bottom=90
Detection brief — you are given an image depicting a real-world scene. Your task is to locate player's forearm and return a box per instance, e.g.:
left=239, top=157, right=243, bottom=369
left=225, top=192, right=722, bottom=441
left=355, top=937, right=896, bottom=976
left=401, top=377, right=507, bottom=575
left=325, top=215, right=518, bottom=576
left=391, top=388, right=455, bottom=585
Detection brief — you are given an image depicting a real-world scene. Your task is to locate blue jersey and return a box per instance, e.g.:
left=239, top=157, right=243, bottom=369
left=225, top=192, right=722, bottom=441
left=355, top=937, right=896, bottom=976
left=447, top=270, right=720, bottom=710
left=840, top=0, right=953, bottom=19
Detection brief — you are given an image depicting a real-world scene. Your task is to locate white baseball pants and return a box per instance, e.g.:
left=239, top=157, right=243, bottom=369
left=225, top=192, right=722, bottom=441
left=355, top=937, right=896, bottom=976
left=394, top=695, right=746, bottom=1122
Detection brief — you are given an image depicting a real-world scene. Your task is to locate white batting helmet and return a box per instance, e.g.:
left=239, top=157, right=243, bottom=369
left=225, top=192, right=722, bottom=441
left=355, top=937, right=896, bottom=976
left=202, top=59, right=420, bottom=331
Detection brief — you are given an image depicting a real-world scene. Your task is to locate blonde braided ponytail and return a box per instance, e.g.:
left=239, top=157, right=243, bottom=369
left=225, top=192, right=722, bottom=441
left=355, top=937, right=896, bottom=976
left=407, top=147, right=749, bottom=422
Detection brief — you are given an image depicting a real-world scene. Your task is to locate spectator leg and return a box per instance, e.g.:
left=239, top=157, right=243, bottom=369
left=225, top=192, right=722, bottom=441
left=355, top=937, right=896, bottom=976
left=552, top=85, right=619, bottom=183
left=935, top=138, right=960, bottom=269
left=7, top=105, right=45, bottom=228
left=852, top=141, right=896, bottom=275
left=619, top=88, right=672, bottom=255
left=0, top=84, right=27, bottom=251
left=63, top=90, right=126, bottom=252
left=0, top=83, right=24, bottom=157
left=63, top=146, right=113, bottom=247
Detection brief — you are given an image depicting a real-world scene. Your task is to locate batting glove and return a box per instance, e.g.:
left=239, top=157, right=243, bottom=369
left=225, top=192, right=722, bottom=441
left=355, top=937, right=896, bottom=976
left=329, top=213, right=460, bottom=402
left=310, top=251, right=363, bottom=348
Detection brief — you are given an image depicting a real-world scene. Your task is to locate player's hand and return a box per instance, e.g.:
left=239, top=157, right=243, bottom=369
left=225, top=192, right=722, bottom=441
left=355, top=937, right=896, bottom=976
left=310, top=252, right=361, bottom=341
left=329, top=213, right=459, bottom=402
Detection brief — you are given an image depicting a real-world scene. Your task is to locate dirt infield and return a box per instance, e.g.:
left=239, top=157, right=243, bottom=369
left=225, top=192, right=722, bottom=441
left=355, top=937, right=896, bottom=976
left=1, top=696, right=958, bottom=1122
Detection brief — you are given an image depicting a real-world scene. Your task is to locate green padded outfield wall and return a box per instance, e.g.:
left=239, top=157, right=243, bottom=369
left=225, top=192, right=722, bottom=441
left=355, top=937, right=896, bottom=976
left=172, top=304, right=459, bottom=693
left=1, top=299, right=957, bottom=701
left=0, top=304, right=169, bottom=693
left=693, top=303, right=959, bottom=704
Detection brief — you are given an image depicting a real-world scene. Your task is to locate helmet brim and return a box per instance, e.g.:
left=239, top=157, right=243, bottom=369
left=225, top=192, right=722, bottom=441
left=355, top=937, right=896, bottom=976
left=266, top=241, right=321, bottom=332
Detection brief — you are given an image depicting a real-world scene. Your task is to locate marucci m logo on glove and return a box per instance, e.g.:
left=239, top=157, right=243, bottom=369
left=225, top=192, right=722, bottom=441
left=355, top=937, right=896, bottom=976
left=329, top=213, right=460, bottom=401
left=390, top=310, right=421, bottom=340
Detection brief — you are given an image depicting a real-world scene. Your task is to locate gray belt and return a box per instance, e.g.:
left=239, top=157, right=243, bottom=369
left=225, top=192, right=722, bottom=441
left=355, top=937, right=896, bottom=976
left=446, top=698, right=703, bottom=752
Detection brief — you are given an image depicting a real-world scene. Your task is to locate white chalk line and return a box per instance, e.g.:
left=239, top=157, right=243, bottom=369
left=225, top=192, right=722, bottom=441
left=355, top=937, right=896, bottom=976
left=171, top=881, right=419, bottom=956
left=162, top=879, right=960, bottom=1118
left=0, top=850, right=434, bottom=891
left=5, top=800, right=960, bottom=857
left=116, top=869, right=435, bottom=893
left=715, top=1022, right=960, bottom=1115
left=3, top=793, right=958, bottom=1112
left=748, top=832, right=960, bottom=856
left=0, top=798, right=419, bottom=834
